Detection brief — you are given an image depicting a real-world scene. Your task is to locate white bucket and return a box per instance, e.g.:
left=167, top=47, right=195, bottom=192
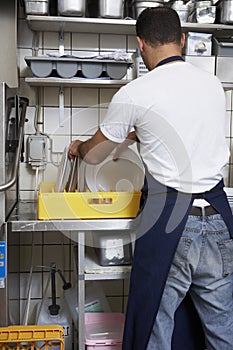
left=36, top=299, right=73, bottom=349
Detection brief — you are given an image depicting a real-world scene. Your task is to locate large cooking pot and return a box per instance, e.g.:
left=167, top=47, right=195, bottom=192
left=219, top=0, right=233, bottom=24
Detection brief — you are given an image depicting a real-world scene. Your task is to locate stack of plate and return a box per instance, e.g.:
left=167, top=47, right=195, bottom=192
left=55, top=147, right=78, bottom=192
left=79, top=148, right=145, bottom=193
left=55, top=147, right=71, bottom=192
left=55, top=147, right=145, bottom=193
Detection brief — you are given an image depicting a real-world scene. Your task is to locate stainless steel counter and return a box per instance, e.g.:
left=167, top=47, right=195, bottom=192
left=8, top=200, right=136, bottom=233
left=7, top=200, right=137, bottom=350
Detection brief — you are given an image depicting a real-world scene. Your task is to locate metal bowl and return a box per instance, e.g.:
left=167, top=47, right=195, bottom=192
left=134, top=1, right=164, bottom=18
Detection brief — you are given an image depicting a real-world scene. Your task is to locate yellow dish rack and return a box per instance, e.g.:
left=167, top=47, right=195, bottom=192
left=38, top=182, right=141, bottom=220
left=0, top=325, right=64, bottom=350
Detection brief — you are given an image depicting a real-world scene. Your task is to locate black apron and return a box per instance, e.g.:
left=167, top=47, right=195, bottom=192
left=123, top=172, right=233, bottom=350
left=123, top=57, right=233, bottom=349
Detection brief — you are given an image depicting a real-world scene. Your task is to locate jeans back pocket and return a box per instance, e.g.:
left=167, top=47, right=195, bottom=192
left=169, top=237, right=192, bottom=276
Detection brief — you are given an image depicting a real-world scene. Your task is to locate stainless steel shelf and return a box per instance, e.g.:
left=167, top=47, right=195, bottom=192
left=26, top=16, right=137, bottom=35
left=85, top=247, right=131, bottom=280
left=25, top=77, right=131, bottom=87
left=26, top=15, right=233, bottom=37
left=7, top=201, right=136, bottom=232
left=223, top=83, right=233, bottom=90
left=182, top=22, right=233, bottom=37
left=7, top=201, right=135, bottom=350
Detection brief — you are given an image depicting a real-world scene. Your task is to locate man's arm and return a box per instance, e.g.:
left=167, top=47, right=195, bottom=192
left=69, top=129, right=118, bottom=164
left=113, top=131, right=139, bottom=160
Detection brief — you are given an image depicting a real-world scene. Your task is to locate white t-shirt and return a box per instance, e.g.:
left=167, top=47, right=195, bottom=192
left=100, top=61, right=229, bottom=194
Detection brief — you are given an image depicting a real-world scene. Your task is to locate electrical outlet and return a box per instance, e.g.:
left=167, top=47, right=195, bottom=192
left=27, top=134, right=47, bottom=169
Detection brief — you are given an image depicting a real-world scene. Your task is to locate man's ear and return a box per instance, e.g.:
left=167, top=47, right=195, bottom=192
left=181, top=33, right=185, bottom=49
left=137, top=36, right=144, bottom=52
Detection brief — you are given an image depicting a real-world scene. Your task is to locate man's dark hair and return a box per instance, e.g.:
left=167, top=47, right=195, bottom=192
left=136, top=6, right=182, bottom=47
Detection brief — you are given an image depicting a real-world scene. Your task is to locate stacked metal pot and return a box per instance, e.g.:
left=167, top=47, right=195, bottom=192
left=133, top=0, right=165, bottom=18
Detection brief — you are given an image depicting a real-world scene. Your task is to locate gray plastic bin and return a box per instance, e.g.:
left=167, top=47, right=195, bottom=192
left=25, top=56, right=133, bottom=79
left=213, top=37, right=233, bottom=57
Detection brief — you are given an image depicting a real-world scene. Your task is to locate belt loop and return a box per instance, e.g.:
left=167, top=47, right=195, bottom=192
left=201, top=207, right=205, bottom=217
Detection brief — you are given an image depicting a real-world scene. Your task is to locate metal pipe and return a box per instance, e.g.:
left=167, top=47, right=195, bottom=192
left=0, top=97, right=28, bottom=192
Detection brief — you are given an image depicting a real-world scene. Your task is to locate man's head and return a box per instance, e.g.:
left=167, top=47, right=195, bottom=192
left=136, top=6, right=184, bottom=70
left=136, top=6, right=182, bottom=47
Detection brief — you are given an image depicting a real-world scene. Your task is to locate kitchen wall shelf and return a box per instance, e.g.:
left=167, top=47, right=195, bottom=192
left=85, top=247, right=131, bottom=280
left=26, top=15, right=136, bottom=35
left=25, top=77, right=131, bottom=87
left=223, top=83, right=233, bottom=90
left=26, top=15, right=233, bottom=37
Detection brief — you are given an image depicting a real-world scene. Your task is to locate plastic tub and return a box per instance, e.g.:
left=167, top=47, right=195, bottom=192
left=85, top=313, right=125, bottom=349
left=38, top=182, right=141, bottom=220
left=93, top=231, right=132, bottom=266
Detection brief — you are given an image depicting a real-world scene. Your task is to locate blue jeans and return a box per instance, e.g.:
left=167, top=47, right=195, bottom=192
left=147, top=213, right=233, bottom=350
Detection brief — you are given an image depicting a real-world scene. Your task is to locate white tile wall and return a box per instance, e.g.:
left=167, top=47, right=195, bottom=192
left=72, top=107, right=99, bottom=135
left=72, top=87, right=98, bottom=107
left=100, top=34, right=127, bottom=51
left=44, top=107, right=71, bottom=135
left=51, top=135, right=71, bottom=153
left=7, top=1, right=233, bottom=329
left=43, top=32, right=71, bottom=51
left=43, top=87, right=71, bottom=107
left=72, top=33, right=99, bottom=51
left=100, top=88, right=118, bottom=105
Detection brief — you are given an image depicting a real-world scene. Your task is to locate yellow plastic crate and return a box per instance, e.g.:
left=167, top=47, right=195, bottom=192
left=0, top=325, right=64, bottom=349
left=38, top=182, right=141, bottom=220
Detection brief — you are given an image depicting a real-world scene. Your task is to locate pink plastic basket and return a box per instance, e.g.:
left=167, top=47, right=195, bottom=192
left=85, top=313, right=125, bottom=349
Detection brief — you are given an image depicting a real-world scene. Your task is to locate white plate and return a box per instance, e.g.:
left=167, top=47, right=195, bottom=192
left=84, top=148, right=145, bottom=192
left=55, top=146, right=71, bottom=192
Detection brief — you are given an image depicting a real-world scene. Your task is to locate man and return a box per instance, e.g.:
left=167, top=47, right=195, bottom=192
left=69, top=7, right=233, bottom=350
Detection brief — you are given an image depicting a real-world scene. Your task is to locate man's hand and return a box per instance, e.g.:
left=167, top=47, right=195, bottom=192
left=68, top=139, right=83, bottom=160
left=68, top=129, right=117, bottom=164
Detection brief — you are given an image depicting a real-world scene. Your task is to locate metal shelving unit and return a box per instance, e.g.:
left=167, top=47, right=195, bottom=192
left=8, top=201, right=136, bottom=350
left=26, top=15, right=233, bottom=37
left=24, top=16, right=233, bottom=88
left=25, top=77, right=131, bottom=88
